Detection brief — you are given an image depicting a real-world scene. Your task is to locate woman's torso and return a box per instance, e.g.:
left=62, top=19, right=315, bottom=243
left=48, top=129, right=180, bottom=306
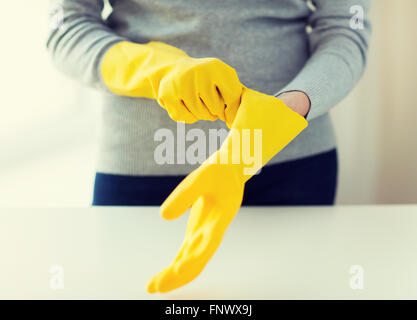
left=97, top=0, right=336, bottom=175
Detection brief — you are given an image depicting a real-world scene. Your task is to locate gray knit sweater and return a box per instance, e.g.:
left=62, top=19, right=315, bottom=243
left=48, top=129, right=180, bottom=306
left=47, top=0, right=371, bottom=175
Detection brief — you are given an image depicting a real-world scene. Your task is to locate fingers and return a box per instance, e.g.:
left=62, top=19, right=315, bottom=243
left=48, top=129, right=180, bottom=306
left=196, top=84, right=224, bottom=122
left=200, top=82, right=242, bottom=126
left=196, top=95, right=219, bottom=121
left=158, top=96, right=198, bottom=123
left=217, top=83, right=243, bottom=128
left=158, top=59, right=243, bottom=124
left=162, top=94, right=218, bottom=122
left=159, top=72, right=218, bottom=122
left=184, top=95, right=218, bottom=121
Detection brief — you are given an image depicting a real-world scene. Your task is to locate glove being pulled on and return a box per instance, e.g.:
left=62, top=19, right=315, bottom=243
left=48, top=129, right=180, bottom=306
left=147, top=88, right=308, bottom=293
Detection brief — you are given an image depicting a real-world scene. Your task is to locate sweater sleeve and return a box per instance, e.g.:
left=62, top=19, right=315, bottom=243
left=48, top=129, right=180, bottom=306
left=275, top=0, right=372, bottom=120
left=46, top=0, right=125, bottom=90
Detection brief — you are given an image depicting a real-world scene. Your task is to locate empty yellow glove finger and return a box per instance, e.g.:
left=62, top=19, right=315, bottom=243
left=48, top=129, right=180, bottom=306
left=149, top=208, right=238, bottom=293
left=160, top=168, right=211, bottom=220
left=146, top=267, right=170, bottom=294
left=148, top=199, right=230, bottom=293
left=149, top=263, right=201, bottom=294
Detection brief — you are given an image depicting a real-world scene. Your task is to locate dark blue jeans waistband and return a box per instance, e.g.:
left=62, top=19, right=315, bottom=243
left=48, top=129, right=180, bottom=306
left=93, top=149, right=338, bottom=206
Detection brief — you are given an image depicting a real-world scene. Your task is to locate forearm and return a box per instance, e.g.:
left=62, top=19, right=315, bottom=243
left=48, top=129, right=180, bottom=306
left=46, top=0, right=125, bottom=90
left=276, top=0, right=371, bottom=120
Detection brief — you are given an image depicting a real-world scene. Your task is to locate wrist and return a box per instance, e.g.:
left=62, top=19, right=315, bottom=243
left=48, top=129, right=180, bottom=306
left=276, top=90, right=311, bottom=118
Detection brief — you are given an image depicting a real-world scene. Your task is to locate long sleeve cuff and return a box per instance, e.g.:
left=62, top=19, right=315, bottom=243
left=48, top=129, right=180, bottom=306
left=275, top=51, right=357, bottom=121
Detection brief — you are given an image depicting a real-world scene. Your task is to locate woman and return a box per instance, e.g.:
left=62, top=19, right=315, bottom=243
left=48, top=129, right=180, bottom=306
left=47, top=0, right=371, bottom=292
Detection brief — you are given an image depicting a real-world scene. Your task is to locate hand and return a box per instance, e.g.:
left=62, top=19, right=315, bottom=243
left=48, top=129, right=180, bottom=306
left=147, top=163, right=245, bottom=293
left=101, top=41, right=243, bottom=127
left=157, top=56, right=243, bottom=126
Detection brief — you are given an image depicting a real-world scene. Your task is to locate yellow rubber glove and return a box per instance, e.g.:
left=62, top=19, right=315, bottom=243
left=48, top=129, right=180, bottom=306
left=101, top=41, right=243, bottom=126
left=147, top=88, right=308, bottom=293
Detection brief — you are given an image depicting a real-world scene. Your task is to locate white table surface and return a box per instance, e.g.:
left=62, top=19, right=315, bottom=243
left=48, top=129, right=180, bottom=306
left=1, top=205, right=416, bottom=299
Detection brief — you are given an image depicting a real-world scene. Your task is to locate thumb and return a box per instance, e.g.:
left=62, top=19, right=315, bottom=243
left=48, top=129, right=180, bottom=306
left=160, top=170, right=206, bottom=220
